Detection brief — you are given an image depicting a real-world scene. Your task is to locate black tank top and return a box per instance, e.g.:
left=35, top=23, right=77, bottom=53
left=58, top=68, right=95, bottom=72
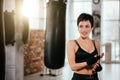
left=74, top=40, right=98, bottom=63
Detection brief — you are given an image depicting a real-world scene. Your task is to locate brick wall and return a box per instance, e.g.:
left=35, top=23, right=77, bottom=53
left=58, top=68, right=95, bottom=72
left=24, top=29, right=45, bottom=76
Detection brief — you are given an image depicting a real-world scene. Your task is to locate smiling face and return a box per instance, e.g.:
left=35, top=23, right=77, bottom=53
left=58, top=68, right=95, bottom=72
left=78, top=20, right=93, bottom=39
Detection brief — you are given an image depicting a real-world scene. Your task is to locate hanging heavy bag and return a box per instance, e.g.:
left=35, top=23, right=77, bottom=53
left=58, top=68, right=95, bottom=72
left=4, top=10, right=15, bottom=45
left=0, top=0, right=5, bottom=79
left=44, top=1, right=66, bottom=69
left=22, top=17, right=29, bottom=44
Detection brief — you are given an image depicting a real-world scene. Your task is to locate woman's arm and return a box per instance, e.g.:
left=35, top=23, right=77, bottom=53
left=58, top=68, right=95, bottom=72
left=92, top=40, right=104, bottom=72
left=67, top=40, right=87, bottom=71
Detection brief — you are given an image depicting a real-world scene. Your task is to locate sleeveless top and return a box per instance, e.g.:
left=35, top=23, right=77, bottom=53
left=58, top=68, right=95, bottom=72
left=74, top=40, right=98, bottom=63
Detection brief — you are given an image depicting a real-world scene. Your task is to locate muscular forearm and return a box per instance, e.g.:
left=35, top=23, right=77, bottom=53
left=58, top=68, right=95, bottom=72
left=70, top=62, right=88, bottom=71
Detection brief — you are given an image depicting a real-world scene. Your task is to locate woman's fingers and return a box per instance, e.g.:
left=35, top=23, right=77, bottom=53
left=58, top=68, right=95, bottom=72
left=92, top=63, right=99, bottom=71
left=100, top=53, right=104, bottom=58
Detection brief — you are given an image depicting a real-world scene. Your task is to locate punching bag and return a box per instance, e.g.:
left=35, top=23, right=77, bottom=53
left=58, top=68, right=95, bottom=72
left=4, top=10, right=15, bottom=45
left=44, top=1, right=66, bottom=69
left=0, top=0, right=5, bottom=80
left=22, top=17, right=29, bottom=44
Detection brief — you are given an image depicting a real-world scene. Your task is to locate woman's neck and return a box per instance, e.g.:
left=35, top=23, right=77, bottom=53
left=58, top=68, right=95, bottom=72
left=80, top=36, right=90, bottom=40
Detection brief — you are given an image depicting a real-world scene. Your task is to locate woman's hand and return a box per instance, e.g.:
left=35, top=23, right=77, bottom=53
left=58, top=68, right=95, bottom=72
left=92, top=61, right=100, bottom=73
left=87, top=53, right=104, bottom=66
left=92, top=53, right=104, bottom=73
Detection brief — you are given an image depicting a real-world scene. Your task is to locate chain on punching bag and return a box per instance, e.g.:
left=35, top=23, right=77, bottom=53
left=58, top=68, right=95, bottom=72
left=44, top=1, right=66, bottom=69
left=0, top=0, right=5, bottom=79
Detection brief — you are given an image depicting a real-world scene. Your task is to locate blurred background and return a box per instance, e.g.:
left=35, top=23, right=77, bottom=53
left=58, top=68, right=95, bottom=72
left=0, top=0, right=120, bottom=80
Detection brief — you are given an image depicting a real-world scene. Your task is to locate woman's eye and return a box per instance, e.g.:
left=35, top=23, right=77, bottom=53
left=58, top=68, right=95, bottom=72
left=79, top=25, right=83, bottom=28
left=86, top=25, right=90, bottom=28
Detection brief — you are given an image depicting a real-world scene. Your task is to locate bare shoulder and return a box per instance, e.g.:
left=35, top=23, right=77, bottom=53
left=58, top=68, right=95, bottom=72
left=67, top=40, right=75, bottom=46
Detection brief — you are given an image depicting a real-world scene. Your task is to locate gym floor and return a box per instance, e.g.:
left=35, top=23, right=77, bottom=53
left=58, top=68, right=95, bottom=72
left=24, top=63, right=120, bottom=80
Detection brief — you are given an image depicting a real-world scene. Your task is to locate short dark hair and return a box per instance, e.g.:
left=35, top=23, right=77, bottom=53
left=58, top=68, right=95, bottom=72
left=77, top=13, right=94, bottom=27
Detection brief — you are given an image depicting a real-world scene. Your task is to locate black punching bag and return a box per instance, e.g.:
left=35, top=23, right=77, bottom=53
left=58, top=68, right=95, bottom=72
left=0, top=0, right=5, bottom=80
left=44, top=1, right=66, bottom=69
left=4, top=10, right=15, bottom=45
left=22, top=17, right=29, bottom=44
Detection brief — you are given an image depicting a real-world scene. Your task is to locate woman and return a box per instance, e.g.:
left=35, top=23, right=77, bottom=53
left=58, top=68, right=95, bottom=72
left=67, top=13, right=104, bottom=80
